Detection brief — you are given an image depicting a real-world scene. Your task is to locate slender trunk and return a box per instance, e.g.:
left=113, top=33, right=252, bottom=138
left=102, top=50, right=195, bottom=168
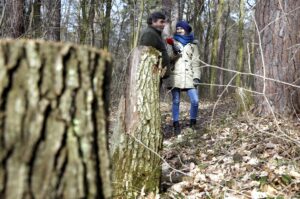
left=128, top=0, right=135, bottom=49
left=6, top=0, right=25, bottom=38
left=219, top=2, right=230, bottom=92
left=111, top=46, right=162, bottom=198
left=177, top=0, right=185, bottom=21
left=133, top=0, right=144, bottom=48
left=102, top=0, right=112, bottom=49
left=0, top=2, right=7, bottom=31
left=0, top=39, right=112, bottom=198
left=192, top=0, right=205, bottom=47
left=209, top=0, right=224, bottom=99
left=89, top=0, right=95, bottom=46
left=79, top=0, right=88, bottom=44
left=235, top=0, right=245, bottom=87
left=62, top=0, right=72, bottom=41
left=43, top=0, right=61, bottom=41
left=31, top=0, right=42, bottom=38
left=248, top=23, right=255, bottom=88
left=203, top=0, right=211, bottom=64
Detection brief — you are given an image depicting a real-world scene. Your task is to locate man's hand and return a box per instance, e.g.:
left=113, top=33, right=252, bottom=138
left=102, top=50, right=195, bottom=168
left=166, top=38, right=181, bottom=54
left=166, top=37, right=174, bottom=45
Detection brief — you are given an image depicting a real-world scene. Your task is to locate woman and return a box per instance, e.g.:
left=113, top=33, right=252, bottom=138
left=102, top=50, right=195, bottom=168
left=166, top=21, right=201, bottom=134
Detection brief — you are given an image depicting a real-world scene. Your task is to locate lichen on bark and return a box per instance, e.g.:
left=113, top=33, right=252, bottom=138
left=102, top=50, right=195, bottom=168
left=111, top=46, right=162, bottom=198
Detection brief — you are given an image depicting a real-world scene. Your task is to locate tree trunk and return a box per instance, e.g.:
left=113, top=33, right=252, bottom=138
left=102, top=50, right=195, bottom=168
left=133, top=0, right=144, bottom=48
left=6, top=0, right=25, bottom=38
left=254, top=0, right=300, bottom=116
left=209, top=0, right=224, bottom=99
left=111, top=46, right=162, bottom=198
left=43, top=0, right=61, bottom=41
left=89, top=0, right=95, bottom=46
left=235, top=0, right=245, bottom=87
left=31, top=0, right=42, bottom=38
left=218, top=1, right=230, bottom=92
left=102, top=0, right=112, bottom=49
left=235, top=0, right=253, bottom=113
left=79, top=0, right=89, bottom=44
left=0, top=39, right=112, bottom=198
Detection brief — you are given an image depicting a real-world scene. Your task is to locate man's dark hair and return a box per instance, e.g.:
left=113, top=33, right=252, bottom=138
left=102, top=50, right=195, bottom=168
left=147, top=11, right=166, bottom=25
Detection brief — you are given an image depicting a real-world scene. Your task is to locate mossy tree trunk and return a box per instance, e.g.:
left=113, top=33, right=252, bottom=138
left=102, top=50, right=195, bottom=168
left=111, top=46, right=162, bottom=198
left=235, top=0, right=253, bottom=113
left=209, top=0, right=224, bottom=99
left=235, top=0, right=245, bottom=87
left=101, top=0, right=112, bottom=49
left=0, top=39, right=112, bottom=199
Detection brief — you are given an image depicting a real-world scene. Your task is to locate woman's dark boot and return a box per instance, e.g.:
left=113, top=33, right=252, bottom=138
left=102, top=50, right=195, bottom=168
left=173, top=121, right=181, bottom=135
left=190, top=119, right=196, bottom=129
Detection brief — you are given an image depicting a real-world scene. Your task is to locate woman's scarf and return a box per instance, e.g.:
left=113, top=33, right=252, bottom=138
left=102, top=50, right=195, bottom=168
left=173, top=33, right=194, bottom=46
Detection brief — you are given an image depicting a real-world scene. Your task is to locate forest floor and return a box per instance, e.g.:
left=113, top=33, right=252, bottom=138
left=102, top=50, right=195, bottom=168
left=160, top=97, right=300, bottom=199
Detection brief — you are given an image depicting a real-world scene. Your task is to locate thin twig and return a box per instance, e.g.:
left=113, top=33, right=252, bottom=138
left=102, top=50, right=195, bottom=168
left=0, top=2, right=7, bottom=29
left=210, top=73, right=238, bottom=129
left=128, top=133, right=190, bottom=177
left=199, top=62, right=300, bottom=89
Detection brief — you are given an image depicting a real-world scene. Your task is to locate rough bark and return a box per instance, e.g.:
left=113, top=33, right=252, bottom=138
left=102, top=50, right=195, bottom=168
left=111, top=46, right=162, bottom=198
left=254, top=0, right=300, bottom=116
left=0, top=39, right=112, bottom=198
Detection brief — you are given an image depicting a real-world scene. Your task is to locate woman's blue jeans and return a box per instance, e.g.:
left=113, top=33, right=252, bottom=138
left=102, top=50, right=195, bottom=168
left=171, top=88, right=199, bottom=122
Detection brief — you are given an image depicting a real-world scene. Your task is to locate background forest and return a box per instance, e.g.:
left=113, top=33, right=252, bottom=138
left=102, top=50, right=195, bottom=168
left=0, top=0, right=300, bottom=198
left=0, top=0, right=258, bottom=103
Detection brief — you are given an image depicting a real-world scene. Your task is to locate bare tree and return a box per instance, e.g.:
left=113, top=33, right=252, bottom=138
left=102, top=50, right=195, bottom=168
left=43, top=0, right=61, bottom=41
left=102, top=0, right=112, bottom=49
left=5, top=0, right=25, bottom=38
left=209, top=0, right=224, bottom=98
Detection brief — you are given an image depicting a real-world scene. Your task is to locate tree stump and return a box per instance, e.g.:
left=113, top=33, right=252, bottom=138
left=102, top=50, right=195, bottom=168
left=111, top=46, right=163, bottom=198
left=0, top=39, right=112, bottom=199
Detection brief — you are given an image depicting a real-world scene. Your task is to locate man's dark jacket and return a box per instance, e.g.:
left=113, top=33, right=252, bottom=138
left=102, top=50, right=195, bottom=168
left=139, top=26, right=170, bottom=70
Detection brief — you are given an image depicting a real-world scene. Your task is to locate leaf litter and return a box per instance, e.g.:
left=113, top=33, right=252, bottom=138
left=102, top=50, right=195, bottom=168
left=160, top=97, right=300, bottom=199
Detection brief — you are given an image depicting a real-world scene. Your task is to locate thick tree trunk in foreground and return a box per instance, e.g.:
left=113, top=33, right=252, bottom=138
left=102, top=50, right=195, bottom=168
left=0, top=39, right=112, bottom=198
left=254, top=0, right=300, bottom=116
left=111, top=46, right=162, bottom=198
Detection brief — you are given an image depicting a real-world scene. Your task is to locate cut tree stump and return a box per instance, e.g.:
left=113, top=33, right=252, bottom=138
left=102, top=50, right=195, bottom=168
left=111, top=46, right=163, bottom=198
left=0, top=39, right=112, bottom=199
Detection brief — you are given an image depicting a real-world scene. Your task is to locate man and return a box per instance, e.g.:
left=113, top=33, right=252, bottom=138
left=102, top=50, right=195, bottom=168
left=139, top=11, right=170, bottom=76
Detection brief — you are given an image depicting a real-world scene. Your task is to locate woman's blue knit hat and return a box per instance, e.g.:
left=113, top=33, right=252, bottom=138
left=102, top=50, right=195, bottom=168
left=176, top=21, right=192, bottom=33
